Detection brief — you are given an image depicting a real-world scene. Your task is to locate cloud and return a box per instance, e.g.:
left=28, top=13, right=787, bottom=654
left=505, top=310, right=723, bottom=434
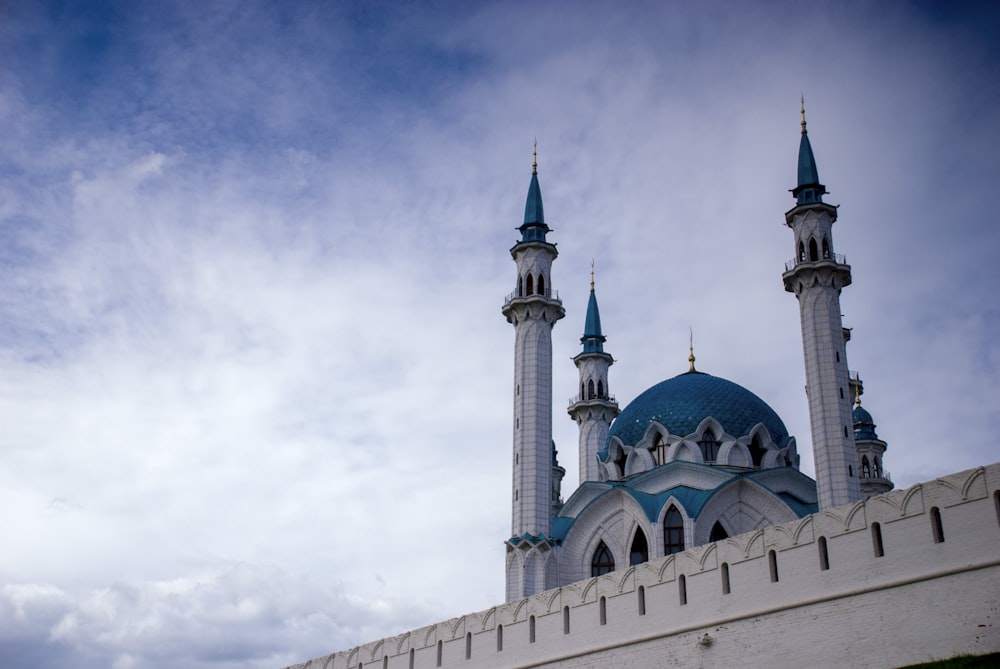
left=1, top=1, right=999, bottom=667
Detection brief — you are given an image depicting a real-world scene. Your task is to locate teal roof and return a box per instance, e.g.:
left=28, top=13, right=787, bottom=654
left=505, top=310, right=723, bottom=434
left=606, top=371, right=790, bottom=450
left=792, top=112, right=828, bottom=205
left=549, top=467, right=817, bottom=543
left=518, top=170, right=550, bottom=243
left=580, top=289, right=606, bottom=353
left=853, top=404, right=880, bottom=440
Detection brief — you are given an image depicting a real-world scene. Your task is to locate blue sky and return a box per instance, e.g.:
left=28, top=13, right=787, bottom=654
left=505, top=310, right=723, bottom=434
left=1, top=1, right=999, bottom=668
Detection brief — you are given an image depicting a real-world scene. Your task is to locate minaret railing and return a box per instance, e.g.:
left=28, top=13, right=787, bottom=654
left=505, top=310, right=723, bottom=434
left=784, top=253, right=847, bottom=272
left=504, top=288, right=561, bottom=305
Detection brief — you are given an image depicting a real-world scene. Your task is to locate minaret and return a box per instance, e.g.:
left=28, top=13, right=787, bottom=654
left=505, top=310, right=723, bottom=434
left=568, top=265, right=619, bottom=484
left=501, top=147, right=565, bottom=600
left=852, top=378, right=893, bottom=498
left=782, top=101, right=861, bottom=509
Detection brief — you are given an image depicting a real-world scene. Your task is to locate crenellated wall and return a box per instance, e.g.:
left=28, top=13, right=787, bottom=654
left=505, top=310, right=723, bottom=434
left=286, top=462, right=1000, bottom=669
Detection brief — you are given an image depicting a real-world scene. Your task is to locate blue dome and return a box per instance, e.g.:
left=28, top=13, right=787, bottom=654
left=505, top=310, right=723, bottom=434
left=608, top=371, right=790, bottom=448
left=852, top=405, right=874, bottom=425
left=853, top=404, right=879, bottom=440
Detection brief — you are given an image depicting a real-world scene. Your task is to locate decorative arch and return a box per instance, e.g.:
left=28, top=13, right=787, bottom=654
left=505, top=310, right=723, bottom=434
left=629, top=528, right=649, bottom=565
left=537, top=273, right=545, bottom=296
left=663, top=505, right=685, bottom=555
left=591, top=540, right=615, bottom=576
left=525, top=273, right=534, bottom=295
left=822, top=237, right=831, bottom=259
left=693, top=478, right=799, bottom=545
left=809, top=237, right=819, bottom=261
left=666, top=439, right=703, bottom=464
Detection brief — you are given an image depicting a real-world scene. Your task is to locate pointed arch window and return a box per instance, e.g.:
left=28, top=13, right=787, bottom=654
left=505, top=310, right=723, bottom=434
left=597, top=380, right=604, bottom=399
left=822, top=237, right=831, bottom=259
left=698, top=429, right=719, bottom=462
left=587, top=379, right=595, bottom=399
left=517, top=275, right=523, bottom=297
left=525, top=273, right=534, bottom=295
left=537, top=274, right=545, bottom=296
left=710, top=521, right=729, bottom=542
left=591, top=541, right=615, bottom=577
left=629, top=529, right=649, bottom=566
left=809, top=238, right=819, bottom=261
left=873, top=457, right=882, bottom=478
left=663, top=506, right=685, bottom=555
left=862, top=456, right=871, bottom=478
left=653, top=434, right=667, bottom=466
left=748, top=435, right=766, bottom=468
left=798, top=241, right=805, bottom=263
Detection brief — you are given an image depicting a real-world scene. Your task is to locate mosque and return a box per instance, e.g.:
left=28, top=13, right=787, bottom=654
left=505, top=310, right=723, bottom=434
left=502, top=105, right=891, bottom=600
left=285, top=111, right=999, bottom=669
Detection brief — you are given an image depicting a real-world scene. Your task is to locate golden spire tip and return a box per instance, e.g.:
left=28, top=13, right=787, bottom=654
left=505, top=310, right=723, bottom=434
left=688, top=328, right=696, bottom=372
left=532, top=139, right=538, bottom=175
left=590, top=259, right=595, bottom=292
left=800, top=95, right=807, bottom=135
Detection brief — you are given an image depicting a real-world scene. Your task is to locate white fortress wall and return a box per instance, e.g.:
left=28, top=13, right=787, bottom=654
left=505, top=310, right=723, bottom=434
left=286, top=462, right=1000, bottom=669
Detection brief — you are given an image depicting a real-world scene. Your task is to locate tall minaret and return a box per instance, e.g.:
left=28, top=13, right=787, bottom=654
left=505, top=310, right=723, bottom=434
left=568, top=265, right=619, bottom=484
left=782, top=101, right=861, bottom=509
left=501, top=147, right=565, bottom=595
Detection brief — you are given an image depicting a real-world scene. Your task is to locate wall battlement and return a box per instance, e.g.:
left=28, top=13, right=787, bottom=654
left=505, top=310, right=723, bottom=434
left=287, top=462, right=1000, bottom=669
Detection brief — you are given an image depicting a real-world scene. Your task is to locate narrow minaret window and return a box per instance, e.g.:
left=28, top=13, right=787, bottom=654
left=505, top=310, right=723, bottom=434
left=568, top=263, right=619, bottom=485
left=502, top=147, right=565, bottom=602
left=781, top=99, right=861, bottom=509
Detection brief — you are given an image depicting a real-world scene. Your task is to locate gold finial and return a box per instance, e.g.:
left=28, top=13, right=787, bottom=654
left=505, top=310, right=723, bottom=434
left=590, top=259, right=595, bottom=292
left=800, top=94, right=807, bottom=135
left=532, top=139, right=538, bottom=175
left=688, top=328, right=696, bottom=372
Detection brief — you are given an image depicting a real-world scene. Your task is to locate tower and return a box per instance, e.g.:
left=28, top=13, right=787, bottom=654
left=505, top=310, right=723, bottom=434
left=782, top=102, right=861, bottom=508
left=502, top=148, right=565, bottom=600
left=852, top=377, right=893, bottom=498
left=567, top=267, right=619, bottom=484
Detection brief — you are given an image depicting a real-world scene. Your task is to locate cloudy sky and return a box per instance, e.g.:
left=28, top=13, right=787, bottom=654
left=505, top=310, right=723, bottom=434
left=1, top=1, right=998, bottom=667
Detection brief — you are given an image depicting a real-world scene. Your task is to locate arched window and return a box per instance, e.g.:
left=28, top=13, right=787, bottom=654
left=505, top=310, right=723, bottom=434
left=437, top=640, right=443, bottom=666
left=563, top=606, right=570, bottom=634
left=409, top=648, right=415, bottom=669
left=587, top=379, right=595, bottom=399
left=818, top=536, right=830, bottom=570
left=678, top=574, right=687, bottom=605
left=591, top=541, right=615, bottom=576
left=768, top=549, right=779, bottom=582
left=629, top=529, right=649, bottom=566
left=822, top=237, right=830, bottom=259
left=873, top=457, right=882, bottom=478
left=698, top=429, right=719, bottom=462
left=383, top=655, right=388, bottom=669
left=537, top=274, right=545, bottom=296
left=597, top=380, right=604, bottom=398
left=529, top=615, right=536, bottom=643
left=465, top=632, right=472, bottom=660
left=637, top=585, right=646, bottom=615
left=748, top=435, right=766, bottom=468
left=497, top=625, right=503, bottom=652
left=809, top=238, right=819, bottom=261
left=872, top=522, right=884, bottom=558
left=930, top=506, right=945, bottom=543
left=710, top=521, right=728, bottom=542
left=721, top=562, right=731, bottom=595
left=798, top=241, right=806, bottom=262
left=664, top=506, right=685, bottom=555
left=862, top=456, right=871, bottom=478
left=525, top=273, right=534, bottom=295
left=599, top=596, right=607, bottom=625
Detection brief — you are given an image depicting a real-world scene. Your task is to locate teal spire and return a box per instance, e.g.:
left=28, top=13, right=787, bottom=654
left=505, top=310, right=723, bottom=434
left=792, top=98, right=828, bottom=205
left=519, top=142, right=550, bottom=243
left=581, top=264, right=606, bottom=353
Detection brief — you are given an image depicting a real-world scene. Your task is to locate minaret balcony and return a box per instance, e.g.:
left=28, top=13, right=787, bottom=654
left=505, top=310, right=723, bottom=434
left=784, top=253, right=847, bottom=272
left=568, top=393, right=617, bottom=406
left=504, top=288, right=561, bottom=305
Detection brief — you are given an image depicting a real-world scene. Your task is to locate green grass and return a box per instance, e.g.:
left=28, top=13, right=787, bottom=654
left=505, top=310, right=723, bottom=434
left=896, top=652, right=1000, bottom=669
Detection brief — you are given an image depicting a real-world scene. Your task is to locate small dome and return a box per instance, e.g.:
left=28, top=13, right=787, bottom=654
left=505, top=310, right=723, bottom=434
left=853, top=404, right=879, bottom=441
left=608, top=371, right=790, bottom=447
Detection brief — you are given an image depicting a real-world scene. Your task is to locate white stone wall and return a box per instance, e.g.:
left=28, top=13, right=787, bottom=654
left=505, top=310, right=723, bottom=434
left=286, top=462, right=1000, bottom=669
